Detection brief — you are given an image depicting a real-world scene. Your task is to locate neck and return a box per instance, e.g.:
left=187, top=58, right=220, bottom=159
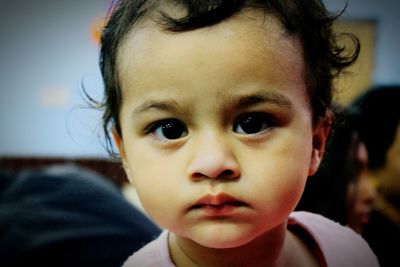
left=169, top=223, right=288, bottom=267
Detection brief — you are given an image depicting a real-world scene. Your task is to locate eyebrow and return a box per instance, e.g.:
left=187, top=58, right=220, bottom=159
left=232, top=91, right=292, bottom=109
left=133, top=99, right=179, bottom=115
left=132, top=91, right=292, bottom=116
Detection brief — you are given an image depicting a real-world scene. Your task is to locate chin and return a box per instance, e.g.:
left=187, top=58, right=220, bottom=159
left=195, top=236, right=251, bottom=249
left=189, top=224, right=261, bottom=249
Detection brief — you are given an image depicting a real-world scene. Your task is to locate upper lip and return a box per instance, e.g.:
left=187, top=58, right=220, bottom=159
left=189, top=193, right=247, bottom=209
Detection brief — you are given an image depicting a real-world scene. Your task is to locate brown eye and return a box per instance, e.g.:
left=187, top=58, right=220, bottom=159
left=150, top=119, right=188, bottom=140
left=234, top=113, right=272, bottom=135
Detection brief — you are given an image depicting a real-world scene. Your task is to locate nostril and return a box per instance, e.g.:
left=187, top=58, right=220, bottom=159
left=219, top=169, right=240, bottom=180
left=221, top=169, right=234, bottom=178
left=190, top=169, right=239, bottom=181
left=192, top=173, right=203, bottom=179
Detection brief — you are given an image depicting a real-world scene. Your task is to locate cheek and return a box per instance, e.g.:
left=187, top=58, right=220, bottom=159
left=130, top=169, right=177, bottom=227
left=346, top=183, right=357, bottom=208
left=259, top=134, right=313, bottom=183
left=126, top=152, right=185, bottom=227
left=246, top=167, right=307, bottom=232
left=128, top=156, right=168, bottom=199
left=267, top=164, right=308, bottom=207
left=274, top=140, right=312, bottom=198
left=246, top=143, right=312, bottom=211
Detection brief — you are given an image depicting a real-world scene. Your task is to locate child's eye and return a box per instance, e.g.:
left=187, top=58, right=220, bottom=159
left=148, top=119, right=188, bottom=141
left=233, top=113, right=273, bottom=135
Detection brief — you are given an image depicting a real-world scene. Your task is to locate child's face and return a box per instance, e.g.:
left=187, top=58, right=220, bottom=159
left=115, top=12, right=326, bottom=249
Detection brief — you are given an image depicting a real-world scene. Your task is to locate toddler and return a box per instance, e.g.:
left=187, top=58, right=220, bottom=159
left=97, top=1, right=379, bottom=266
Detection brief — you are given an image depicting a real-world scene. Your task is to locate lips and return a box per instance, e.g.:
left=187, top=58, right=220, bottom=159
left=189, top=193, right=248, bottom=215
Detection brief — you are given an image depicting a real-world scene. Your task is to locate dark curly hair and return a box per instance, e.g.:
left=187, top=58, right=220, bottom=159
left=351, top=85, right=400, bottom=170
left=96, top=0, right=360, bottom=156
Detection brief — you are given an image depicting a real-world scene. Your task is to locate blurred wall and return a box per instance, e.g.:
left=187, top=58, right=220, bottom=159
left=325, top=0, right=400, bottom=85
left=0, top=0, right=399, bottom=157
left=0, top=0, right=110, bottom=157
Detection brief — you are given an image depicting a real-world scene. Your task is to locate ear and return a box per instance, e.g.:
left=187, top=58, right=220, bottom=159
left=112, top=128, right=134, bottom=183
left=308, top=114, right=332, bottom=176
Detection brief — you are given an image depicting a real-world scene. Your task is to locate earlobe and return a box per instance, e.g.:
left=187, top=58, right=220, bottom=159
left=112, top=128, right=125, bottom=158
left=309, top=148, right=322, bottom=176
left=112, top=128, right=133, bottom=182
left=308, top=115, right=331, bottom=176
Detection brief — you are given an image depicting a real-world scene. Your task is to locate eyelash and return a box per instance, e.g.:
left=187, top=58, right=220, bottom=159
left=145, top=119, right=188, bottom=142
left=233, top=112, right=277, bottom=135
left=145, top=112, right=277, bottom=142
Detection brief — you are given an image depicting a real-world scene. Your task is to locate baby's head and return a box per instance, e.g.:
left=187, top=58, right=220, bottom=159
left=99, top=0, right=359, bottom=151
left=97, top=0, right=359, bottom=250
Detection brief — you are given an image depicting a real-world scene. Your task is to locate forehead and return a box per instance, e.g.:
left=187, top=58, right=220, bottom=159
left=116, top=10, right=306, bottom=103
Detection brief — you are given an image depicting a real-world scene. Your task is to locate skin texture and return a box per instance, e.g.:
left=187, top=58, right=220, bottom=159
left=114, top=11, right=329, bottom=267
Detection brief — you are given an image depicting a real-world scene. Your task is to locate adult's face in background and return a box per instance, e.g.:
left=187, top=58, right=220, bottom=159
left=348, top=141, right=376, bottom=234
left=377, top=124, right=400, bottom=205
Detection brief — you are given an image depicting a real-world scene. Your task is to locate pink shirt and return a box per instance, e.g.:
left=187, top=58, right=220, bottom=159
left=122, top=211, right=379, bottom=267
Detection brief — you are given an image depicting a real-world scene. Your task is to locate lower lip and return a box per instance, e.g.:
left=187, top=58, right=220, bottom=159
left=192, top=203, right=245, bottom=216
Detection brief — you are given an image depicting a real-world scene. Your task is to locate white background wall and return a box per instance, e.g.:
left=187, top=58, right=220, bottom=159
left=0, top=0, right=399, bottom=157
left=325, top=0, right=400, bottom=84
left=0, top=0, right=110, bottom=157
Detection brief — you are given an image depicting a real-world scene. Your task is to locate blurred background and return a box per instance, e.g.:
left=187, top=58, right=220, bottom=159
left=0, top=0, right=399, bottom=180
left=0, top=0, right=110, bottom=158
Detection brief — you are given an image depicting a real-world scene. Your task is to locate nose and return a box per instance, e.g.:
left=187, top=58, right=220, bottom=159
left=187, top=132, right=240, bottom=181
left=359, top=177, right=377, bottom=205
